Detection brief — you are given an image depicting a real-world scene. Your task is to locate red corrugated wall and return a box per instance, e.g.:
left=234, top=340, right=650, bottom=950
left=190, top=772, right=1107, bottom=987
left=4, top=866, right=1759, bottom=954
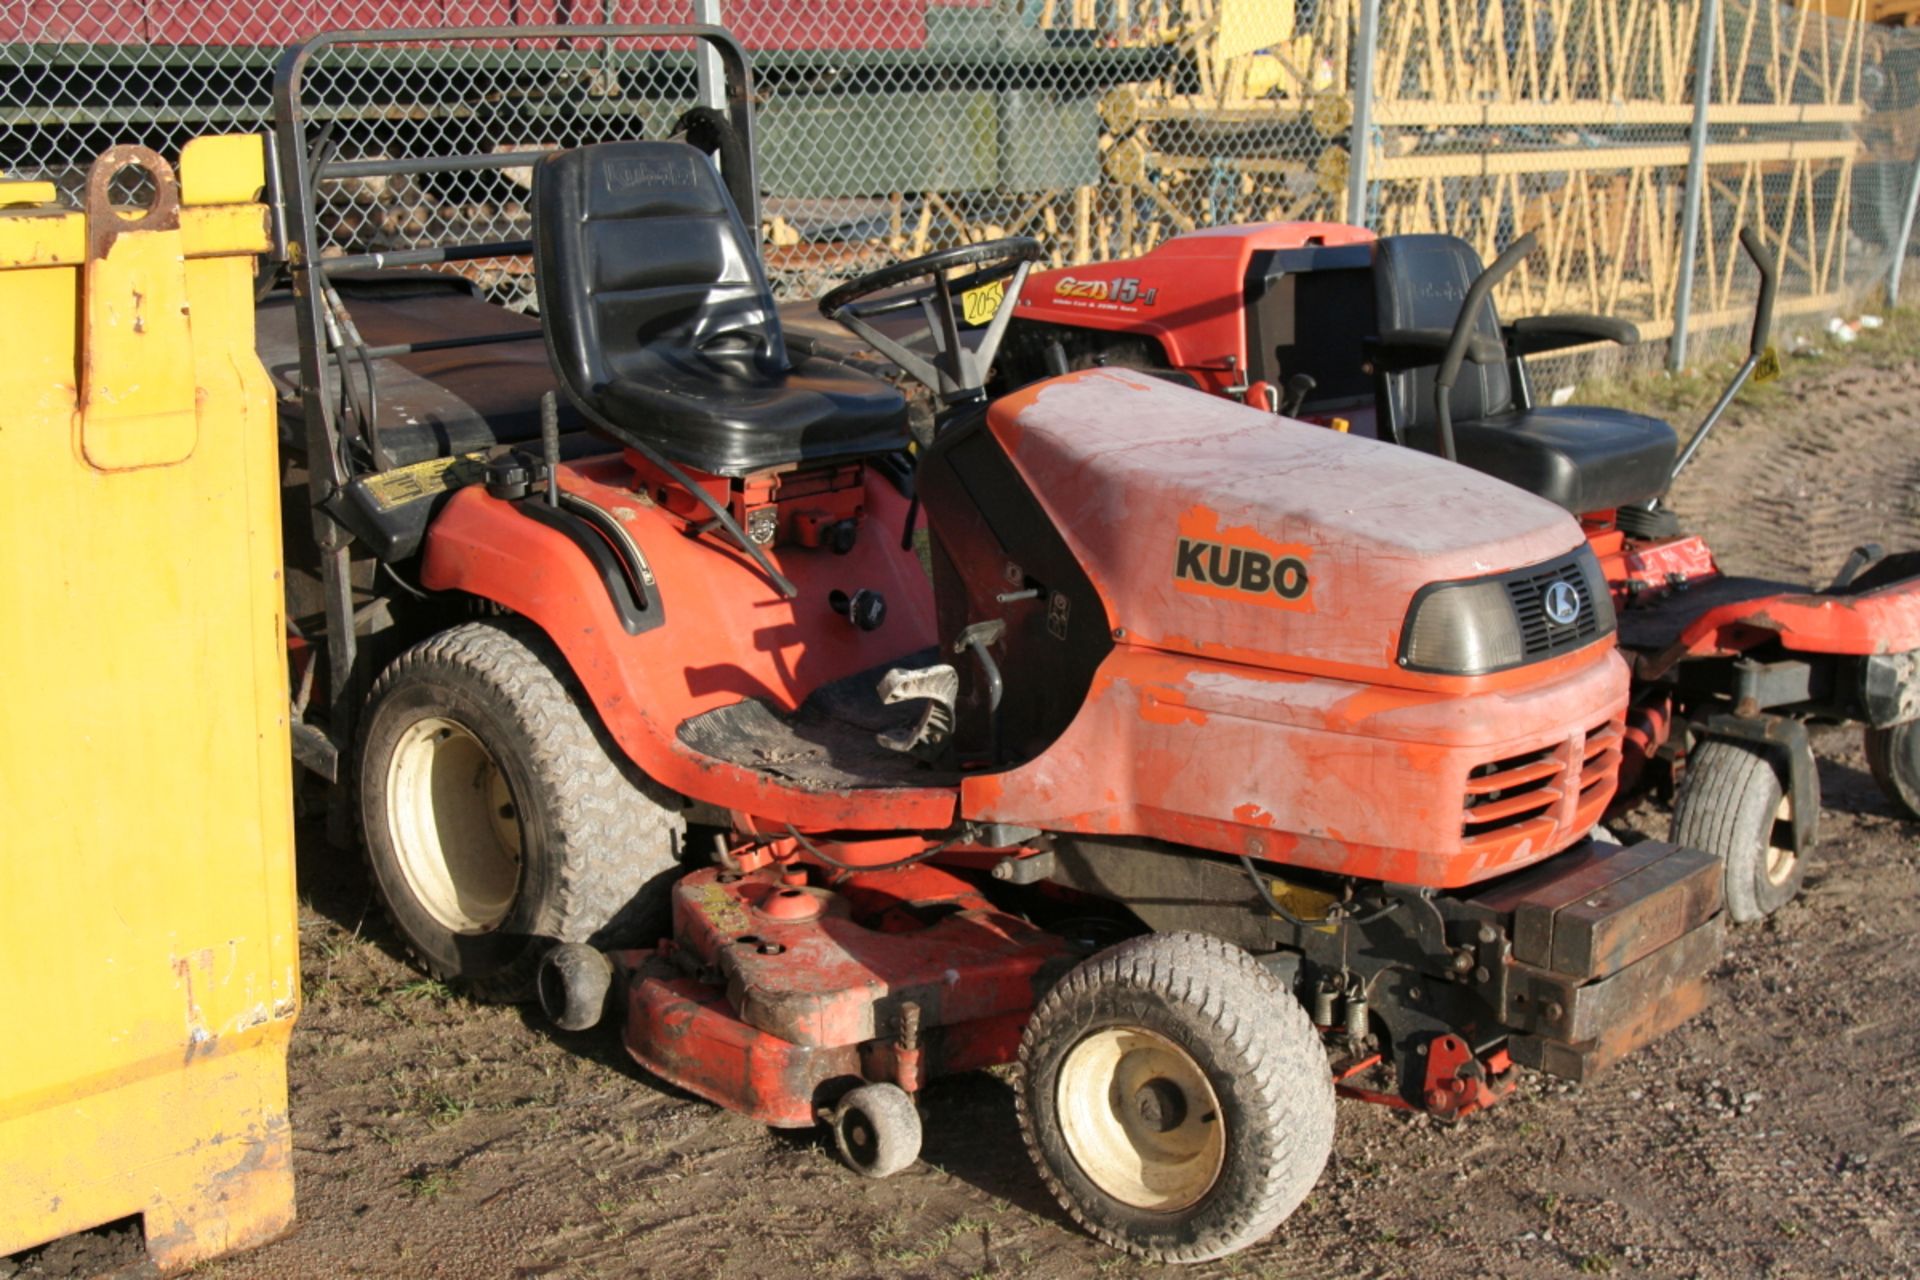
left=3, top=1, right=995, bottom=49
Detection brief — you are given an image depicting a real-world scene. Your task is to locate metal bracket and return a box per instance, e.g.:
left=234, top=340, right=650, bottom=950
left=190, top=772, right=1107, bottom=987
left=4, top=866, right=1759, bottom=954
left=1699, top=713, right=1818, bottom=854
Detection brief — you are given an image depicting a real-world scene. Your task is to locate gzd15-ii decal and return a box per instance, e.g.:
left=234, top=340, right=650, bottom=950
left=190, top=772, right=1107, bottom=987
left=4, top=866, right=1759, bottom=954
left=1049, top=274, right=1160, bottom=308
left=1172, top=507, right=1314, bottom=612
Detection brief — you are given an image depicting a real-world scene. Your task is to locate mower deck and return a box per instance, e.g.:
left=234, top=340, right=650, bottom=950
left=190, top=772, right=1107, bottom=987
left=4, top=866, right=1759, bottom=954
left=613, top=864, right=1078, bottom=1127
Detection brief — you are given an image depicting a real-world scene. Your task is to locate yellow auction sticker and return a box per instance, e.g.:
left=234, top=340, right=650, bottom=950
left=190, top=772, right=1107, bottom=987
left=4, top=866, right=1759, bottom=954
left=361, top=451, right=489, bottom=511
left=961, top=278, right=1006, bottom=326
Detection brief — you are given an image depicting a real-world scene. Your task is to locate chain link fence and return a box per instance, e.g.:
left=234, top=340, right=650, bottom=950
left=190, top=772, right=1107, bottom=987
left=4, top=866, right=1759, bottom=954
left=4, top=0, right=1919, bottom=366
left=1359, top=0, right=1920, bottom=373
left=275, top=27, right=725, bottom=312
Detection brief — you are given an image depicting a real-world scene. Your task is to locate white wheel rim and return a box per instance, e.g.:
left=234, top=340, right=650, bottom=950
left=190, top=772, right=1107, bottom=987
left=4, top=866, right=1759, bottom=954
left=1764, top=793, right=1797, bottom=885
left=1057, top=1026, right=1226, bottom=1212
left=385, top=715, right=523, bottom=932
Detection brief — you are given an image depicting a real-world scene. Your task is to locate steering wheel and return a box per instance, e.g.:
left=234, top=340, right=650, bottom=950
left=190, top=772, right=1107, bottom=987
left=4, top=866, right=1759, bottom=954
left=819, top=236, right=1045, bottom=403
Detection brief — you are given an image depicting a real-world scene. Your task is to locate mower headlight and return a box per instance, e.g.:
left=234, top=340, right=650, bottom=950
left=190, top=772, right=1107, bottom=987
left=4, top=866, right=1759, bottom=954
left=1400, top=580, right=1525, bottom=675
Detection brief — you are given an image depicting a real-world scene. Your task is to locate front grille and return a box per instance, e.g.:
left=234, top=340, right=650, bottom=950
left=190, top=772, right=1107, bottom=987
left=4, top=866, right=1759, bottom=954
left=1462, top=743, right=1564, bottom=843
left=1580, top=717, right=1624, bottom=806
left=1461, top=718, right=1625, bottom=847
left=1505, top=557, right=1603, bottom=662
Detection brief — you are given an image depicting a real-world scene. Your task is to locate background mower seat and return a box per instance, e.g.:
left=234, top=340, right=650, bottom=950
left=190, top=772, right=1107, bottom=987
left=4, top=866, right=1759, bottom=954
left=534, top=141, right=909, bottom=477
left=1375, top=234, right=1678, bottom=513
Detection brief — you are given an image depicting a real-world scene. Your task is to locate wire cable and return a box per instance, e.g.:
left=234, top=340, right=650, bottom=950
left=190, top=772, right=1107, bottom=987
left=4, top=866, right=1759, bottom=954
left=1238, top=855, right=1400, bottom=929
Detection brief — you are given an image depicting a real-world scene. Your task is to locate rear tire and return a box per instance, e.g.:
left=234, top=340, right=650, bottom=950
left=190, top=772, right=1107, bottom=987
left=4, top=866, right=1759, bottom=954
left=1670, top=738, right=1810, bottom=923
left=1015, top=932, right=1333, bottom=1263
left=1865, top=721, right=1920, bottom=820
left=358, top=619, right=686, bottom=1002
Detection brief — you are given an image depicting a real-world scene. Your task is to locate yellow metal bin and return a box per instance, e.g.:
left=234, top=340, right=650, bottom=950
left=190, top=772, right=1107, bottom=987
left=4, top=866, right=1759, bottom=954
left=0, top=137, right=298, bottom=1269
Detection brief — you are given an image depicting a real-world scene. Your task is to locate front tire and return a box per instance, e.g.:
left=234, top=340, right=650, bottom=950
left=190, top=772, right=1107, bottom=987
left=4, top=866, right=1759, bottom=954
left=1016, top=932, right=1334, bottom=1263
left=358, top=619, right=686, bottom=1001
left=1865, top=720, right=1920, bottom=819
left=1670, top=738, right=1811, bottom=923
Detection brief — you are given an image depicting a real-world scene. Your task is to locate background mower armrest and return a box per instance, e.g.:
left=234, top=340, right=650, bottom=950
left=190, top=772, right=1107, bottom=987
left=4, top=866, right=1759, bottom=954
left=1366, top=327, right=1504, bottom=373
left=1504, top=313, right=1640, bottom=357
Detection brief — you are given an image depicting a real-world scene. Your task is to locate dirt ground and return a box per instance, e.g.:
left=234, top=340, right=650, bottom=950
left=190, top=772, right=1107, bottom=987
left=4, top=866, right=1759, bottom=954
left=66, top=336, right=1920, bottom=1279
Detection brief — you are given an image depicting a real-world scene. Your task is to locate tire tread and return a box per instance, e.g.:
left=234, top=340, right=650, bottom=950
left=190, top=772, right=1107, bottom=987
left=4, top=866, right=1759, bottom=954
left=359, top=619, right=685, bottom=1001
left=1865, top=722, right=1920, bottom=820
left=1015, top=931, right=1333, bottom=1263
left=1670, top=738, right=1803, bottom=923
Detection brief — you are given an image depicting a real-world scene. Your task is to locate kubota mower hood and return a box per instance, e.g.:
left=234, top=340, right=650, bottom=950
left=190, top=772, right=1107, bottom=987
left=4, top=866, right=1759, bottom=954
left=987, top=368, right=1590, bottom=674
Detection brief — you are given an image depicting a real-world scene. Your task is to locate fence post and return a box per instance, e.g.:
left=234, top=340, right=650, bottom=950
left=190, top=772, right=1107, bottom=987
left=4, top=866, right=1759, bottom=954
left=1670, top=0, right=1720, bottom=372
left=694, top=0, right=726, bottom=111
left=1346, top=0, right=1380, bottom=229
left=1889, top=154, right=1920, bottom=306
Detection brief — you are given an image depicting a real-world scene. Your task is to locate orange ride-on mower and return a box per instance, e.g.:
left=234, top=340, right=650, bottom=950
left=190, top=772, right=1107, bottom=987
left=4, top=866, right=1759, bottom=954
left=1004, top=221, right=1920, bottom=927
left=270, top=28, right=1723, bottom=1262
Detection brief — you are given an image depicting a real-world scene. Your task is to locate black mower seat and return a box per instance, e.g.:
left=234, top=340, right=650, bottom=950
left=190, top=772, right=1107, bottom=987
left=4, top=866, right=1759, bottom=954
left=1402, top=404, right=1680, bottom=516
left=534, top=141, right=909, bottom=477
left=1375, top=234, right=1678, bottom=514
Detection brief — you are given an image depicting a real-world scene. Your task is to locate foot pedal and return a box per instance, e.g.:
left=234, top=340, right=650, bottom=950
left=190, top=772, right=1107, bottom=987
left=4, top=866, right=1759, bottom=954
left=875, top=665, right=959, bottom=756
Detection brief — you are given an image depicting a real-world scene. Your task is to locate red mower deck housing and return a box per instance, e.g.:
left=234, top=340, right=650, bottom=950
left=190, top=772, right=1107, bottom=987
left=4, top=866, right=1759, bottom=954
left=617, top=862, right=1075, bottom=1127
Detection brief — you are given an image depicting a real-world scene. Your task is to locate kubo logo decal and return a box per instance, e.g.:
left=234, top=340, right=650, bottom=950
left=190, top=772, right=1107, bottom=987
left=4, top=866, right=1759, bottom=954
left=1175, top=539, right=1309, bottom=599
left=1172, top=508, right=1315, bottom=612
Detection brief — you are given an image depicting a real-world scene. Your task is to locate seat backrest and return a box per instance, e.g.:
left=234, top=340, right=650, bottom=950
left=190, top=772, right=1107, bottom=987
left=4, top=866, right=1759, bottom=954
left=1373, top=234, right=1515, bottom=436
left=534, top=141, right=787, bottom=400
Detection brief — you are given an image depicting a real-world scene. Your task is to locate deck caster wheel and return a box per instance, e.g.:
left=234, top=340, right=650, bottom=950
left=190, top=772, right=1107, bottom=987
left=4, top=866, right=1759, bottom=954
left=1671, top=739, right=1813, bottom=923
left=830, top=1083, right=921, bottom=1179
left=1865, top=721, right=1920, bottom=820
left=1016, top=932, right=1334, bottom=1263
left=537, top=942, right=613, bottom=1031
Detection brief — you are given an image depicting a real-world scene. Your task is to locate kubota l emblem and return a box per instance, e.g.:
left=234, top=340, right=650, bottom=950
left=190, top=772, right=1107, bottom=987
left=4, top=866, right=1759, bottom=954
left=1173, top=507, right=1314, bottom=612
left=1544, top=580, right=1581, bottom=626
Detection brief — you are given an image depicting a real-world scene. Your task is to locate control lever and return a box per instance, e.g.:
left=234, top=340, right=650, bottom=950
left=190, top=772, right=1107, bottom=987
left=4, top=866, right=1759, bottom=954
left=1660, top=227, right=1780, bottom=494
left=955, top=619, right=1007, bottom=765
left=1435, top=232, right=1538, bottom=464
left=1829, top=543, right=1886, bottom=593
left=1279, top=373, right=1317, bottom=417
left=540, top=390, right=562, bottom=508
